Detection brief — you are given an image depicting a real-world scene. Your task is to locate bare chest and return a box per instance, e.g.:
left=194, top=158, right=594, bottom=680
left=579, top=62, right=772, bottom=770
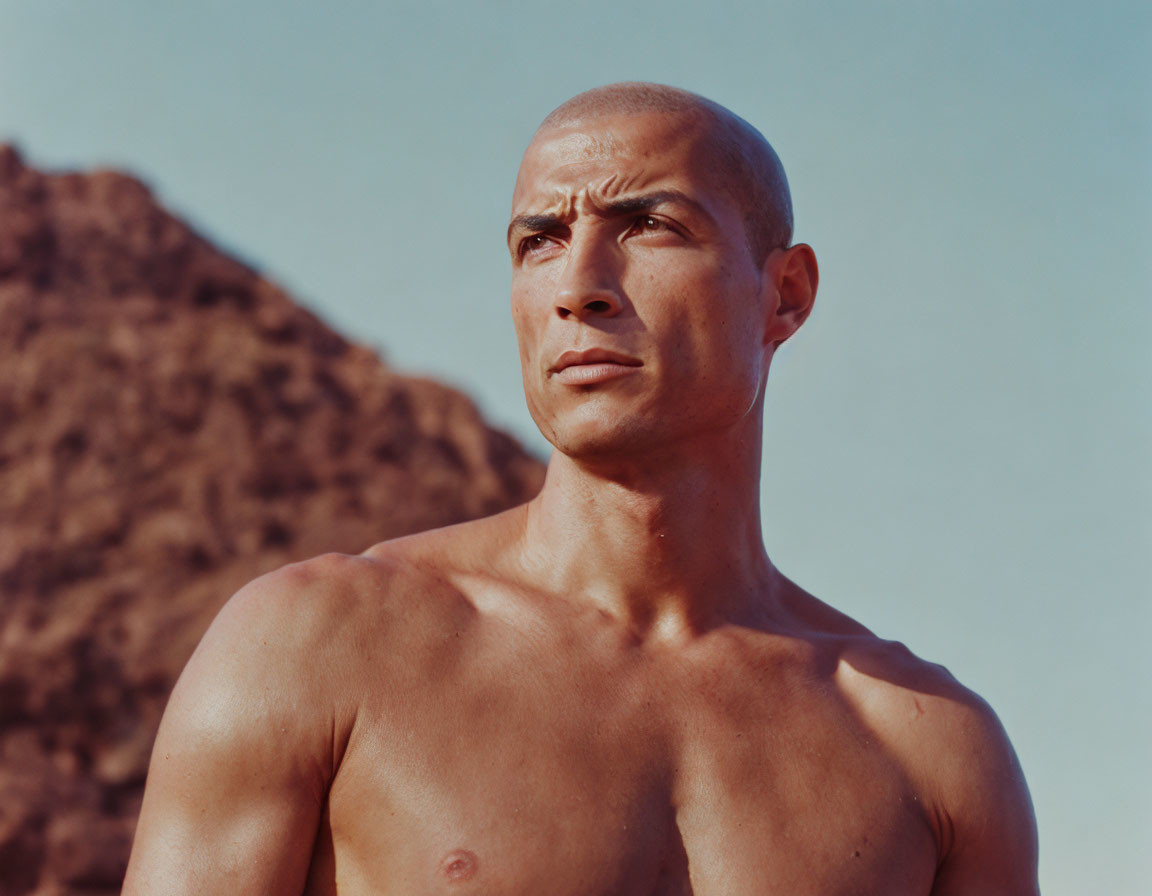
left=306, top=639, right=939, bottom=895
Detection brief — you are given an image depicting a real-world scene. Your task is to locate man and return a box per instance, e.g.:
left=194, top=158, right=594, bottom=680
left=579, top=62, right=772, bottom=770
left=124, top=82, right=1039, bottom=894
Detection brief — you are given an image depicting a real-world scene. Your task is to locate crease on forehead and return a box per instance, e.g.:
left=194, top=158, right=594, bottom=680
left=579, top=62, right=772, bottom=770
left=511, top=121, right=709, bottom=220
left=513, top=90, right=795, bottom=257
left=517, top=169, right=663, bottom=221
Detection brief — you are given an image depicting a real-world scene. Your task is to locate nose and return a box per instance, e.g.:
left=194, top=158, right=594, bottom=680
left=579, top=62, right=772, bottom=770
left=554, top=236, right=624, bottom=321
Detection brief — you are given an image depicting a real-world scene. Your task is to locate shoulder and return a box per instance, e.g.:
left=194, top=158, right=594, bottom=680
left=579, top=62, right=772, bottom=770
left=178, top=545, right=469, bottom=719
left=202, top=540, right=489, bottom=686
left=832, top=637, right=1021, bottom=788
left=165, top=553, right=389, bottom=769
left=833, top=636, right=1039, bottom=894
left=237, top=506, right=531, bottom=660
left=211, top=551, right=386, bottom=645
left=152, top=546, right=475, bottom=792
left=125, top=554, right=393, bottom=892
left=219, top=521, right=504, bottom=642
left=199, top=551, right=406, bottom=687
left=126, top=541, right=505, bottom=892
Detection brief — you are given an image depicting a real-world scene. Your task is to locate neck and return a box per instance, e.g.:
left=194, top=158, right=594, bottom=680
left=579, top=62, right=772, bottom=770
left=518, top=418, right=783, bottom=643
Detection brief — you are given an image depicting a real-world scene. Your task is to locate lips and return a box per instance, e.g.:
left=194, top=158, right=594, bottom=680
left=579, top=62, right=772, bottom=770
left=548, top=348, right=642, bottom=386
left=549, top=348, right=642, bottom=373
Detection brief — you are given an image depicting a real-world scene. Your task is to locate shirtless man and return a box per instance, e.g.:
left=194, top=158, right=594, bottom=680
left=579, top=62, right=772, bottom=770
left=123, top=82, right=1039, bottom=894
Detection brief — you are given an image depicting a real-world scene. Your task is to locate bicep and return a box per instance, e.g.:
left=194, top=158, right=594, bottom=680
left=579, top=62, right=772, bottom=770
left=124, top=706, right=323, bottom=894
left=123, top=580, right=333, bottom=894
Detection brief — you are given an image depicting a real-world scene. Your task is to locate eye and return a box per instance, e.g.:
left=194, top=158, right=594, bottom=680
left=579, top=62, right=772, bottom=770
left=627, top=215, right=683, bottom=241
left=520, top=233, right=556, bottom=257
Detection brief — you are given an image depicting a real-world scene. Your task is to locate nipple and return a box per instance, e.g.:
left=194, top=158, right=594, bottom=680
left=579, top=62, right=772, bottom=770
left=439, top=848, right=479, bottom=882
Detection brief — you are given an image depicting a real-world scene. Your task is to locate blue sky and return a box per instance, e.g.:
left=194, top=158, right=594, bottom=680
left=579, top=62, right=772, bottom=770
left=2, top=2, right=1148, bottom=892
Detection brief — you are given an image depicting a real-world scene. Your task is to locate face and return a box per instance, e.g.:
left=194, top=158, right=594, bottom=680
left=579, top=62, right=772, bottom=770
left=508, top=111, right=776, bottom=458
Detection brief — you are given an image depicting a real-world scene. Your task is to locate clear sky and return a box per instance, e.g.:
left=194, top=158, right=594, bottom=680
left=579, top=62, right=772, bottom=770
left=2, top=1, right=1148, bottom=892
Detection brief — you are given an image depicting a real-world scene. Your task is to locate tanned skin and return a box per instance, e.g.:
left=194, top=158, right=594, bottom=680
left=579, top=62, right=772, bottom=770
left=124, top=83, right=1039, bottom=895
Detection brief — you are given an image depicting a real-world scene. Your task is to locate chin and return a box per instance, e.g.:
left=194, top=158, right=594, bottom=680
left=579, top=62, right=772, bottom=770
left=531, top=403, right=636, bottom=458
left=542, top=413, right=674, bottom=462
left=526, top=382, right=760, bottom=461
left=552, top=432, right=643, bottom=461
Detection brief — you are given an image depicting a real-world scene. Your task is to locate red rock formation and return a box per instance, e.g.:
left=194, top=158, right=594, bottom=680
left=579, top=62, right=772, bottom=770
left=0, top=144, right=544, bottom=894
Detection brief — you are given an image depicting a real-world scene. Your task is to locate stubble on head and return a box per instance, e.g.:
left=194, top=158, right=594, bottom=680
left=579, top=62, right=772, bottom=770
left=532, top=82, right=795, bottom=263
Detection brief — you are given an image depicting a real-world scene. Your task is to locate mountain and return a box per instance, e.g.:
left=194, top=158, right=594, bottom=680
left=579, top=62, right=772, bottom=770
left=0, top=144, right=544, bottom=894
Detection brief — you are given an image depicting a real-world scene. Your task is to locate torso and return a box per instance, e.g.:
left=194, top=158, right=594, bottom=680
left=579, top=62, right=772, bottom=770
left=296, top=527, right=949, bottom=895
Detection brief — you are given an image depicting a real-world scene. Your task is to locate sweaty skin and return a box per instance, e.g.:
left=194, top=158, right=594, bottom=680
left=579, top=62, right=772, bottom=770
left=123, top=83, right=1039, bottom=895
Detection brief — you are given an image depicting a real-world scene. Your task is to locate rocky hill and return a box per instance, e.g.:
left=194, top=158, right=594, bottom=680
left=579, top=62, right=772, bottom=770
left=0, top=144, right=544, bottom=894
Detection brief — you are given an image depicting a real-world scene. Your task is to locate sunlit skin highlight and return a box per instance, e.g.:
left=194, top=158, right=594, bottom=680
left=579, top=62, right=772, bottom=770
left=123, top=83, right=1039, bottom=896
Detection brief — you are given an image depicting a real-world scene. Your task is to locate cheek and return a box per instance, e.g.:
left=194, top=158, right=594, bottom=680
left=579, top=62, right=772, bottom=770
left=510, top=290, right=538, bottom=360
left=510, top=291, right=551, bottom=424
left=652, top=269, right=762, bottom=353
left=670, top=285, right=766, bottom=404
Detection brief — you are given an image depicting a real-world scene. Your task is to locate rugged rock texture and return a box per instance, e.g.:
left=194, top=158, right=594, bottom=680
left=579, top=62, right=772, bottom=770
left=0, top=144, right=544, bottom=895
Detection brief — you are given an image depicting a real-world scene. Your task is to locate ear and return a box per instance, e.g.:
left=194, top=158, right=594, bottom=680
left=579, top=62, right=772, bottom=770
left=762, top=243, right=818, bottom=348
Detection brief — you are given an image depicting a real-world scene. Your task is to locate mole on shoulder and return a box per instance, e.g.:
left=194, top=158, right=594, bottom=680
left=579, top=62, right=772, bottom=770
left=439, top=849, right=479, bottom=882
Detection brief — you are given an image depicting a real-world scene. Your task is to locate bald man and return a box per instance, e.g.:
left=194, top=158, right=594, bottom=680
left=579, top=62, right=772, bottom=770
left=124, top=83, right=1039, bottom=895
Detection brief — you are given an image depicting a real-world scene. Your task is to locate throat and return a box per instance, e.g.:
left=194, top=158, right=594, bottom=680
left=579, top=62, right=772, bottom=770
left=518, top=451, right=779, bottom=639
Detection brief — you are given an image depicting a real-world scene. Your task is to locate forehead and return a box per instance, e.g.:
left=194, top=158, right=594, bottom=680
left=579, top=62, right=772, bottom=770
left=511, top=111, right=729, bottom=213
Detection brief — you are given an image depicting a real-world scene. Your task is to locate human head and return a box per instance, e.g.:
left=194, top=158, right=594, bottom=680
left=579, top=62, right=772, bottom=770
left=508, top=83, right=817, bottom=458
left=535, top=82, right=794, bottom=264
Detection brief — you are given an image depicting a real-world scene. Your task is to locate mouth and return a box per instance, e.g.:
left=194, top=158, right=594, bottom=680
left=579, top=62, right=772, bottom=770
left=548, top=348, right=643, bottom=386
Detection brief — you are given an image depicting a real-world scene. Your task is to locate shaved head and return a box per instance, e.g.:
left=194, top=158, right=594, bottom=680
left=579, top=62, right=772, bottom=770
left=534, top=82, right=794, bottom=262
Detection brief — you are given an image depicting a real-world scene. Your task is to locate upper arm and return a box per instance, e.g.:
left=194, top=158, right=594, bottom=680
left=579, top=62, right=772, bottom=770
left=123, top=560, right=352, bottom=895
left=842, top=642, right=1039, bottom=896
left=926, top=692, right=1039, bottom=896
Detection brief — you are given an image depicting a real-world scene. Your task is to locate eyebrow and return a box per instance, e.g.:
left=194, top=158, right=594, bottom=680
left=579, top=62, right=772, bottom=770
left=506, top=189, right=714, bottom=245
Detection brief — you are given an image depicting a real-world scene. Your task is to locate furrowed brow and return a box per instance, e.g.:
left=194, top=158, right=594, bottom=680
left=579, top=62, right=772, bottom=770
left=601, top=190, right=714, bottom=223
left=506, top=190, right=714, bottom=246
